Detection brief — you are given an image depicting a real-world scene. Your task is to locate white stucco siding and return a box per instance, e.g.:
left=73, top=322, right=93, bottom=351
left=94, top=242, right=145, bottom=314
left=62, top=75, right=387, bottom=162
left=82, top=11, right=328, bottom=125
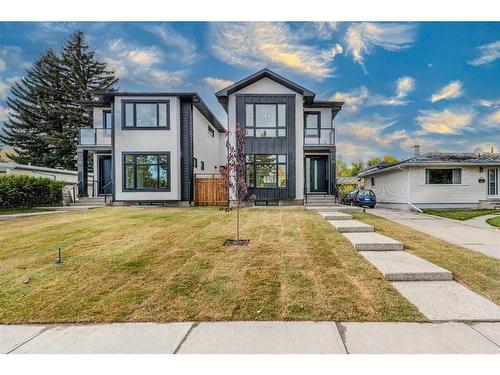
left=113, top=96, right=181, bottom=201
left=193, top=106, right=222, bottom=175
left=92, top=107, right=111, bottom=129
left=227, top=77, right=304, bottom=200
left=366, top=168, right=408, bottom=204
left=409, top=166, right=488, bottom=204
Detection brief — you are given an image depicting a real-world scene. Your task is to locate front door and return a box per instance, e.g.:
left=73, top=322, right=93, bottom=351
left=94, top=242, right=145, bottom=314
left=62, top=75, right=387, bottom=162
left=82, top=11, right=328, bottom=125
left=98, top=156, right=112, bottom=195
left=307, top=156, right=328, bottom=193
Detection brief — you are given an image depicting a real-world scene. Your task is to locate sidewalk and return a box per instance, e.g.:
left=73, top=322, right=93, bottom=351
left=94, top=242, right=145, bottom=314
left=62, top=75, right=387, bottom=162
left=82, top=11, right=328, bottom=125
left=369, top=208, right=500, bottom=260
left=2, top=322, right=499, bottom=354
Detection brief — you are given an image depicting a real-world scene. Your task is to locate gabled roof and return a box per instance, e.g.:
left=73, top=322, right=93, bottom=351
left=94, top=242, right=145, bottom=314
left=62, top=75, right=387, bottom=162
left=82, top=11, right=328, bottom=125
left=79, top=92, right=225, bottom=132
left=358, top=152, right=500, bottom=177
left=215, top=68, right=316, bottom=112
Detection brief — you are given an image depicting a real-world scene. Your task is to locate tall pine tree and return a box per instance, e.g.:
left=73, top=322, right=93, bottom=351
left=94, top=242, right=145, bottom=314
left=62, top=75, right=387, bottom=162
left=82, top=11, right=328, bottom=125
left=0, top=30, right=118, bottom=170
left=0, top=49, right=66, bottom=167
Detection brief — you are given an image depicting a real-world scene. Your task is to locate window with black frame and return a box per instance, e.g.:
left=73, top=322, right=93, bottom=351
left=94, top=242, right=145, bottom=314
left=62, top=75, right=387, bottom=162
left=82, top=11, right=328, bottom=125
left=103, top=110, right=112, bottom=129
left=246, top=154, right=287, bottom=188
left=305, top=112, right=320, bottom=138
left=425, top=168, right=462, bottom=184
left=124, top=153, right=170, bottom=191
left=245, top=103, right=286, bottom=137
left=123, top=101, right=169, bottom=128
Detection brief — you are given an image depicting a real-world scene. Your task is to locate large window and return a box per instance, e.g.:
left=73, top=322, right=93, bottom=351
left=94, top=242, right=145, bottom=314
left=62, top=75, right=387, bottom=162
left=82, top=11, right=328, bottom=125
left=122, top=101, right=170, bottom=129
left=245, top=103, right=286, bottom=137
left=123, top=153, right=170, bottom=191
left=305, top=112, right=320, bottom=138
left=425, top=168, right=462, bottom=184
left=246, top=154, right=287, bottom=188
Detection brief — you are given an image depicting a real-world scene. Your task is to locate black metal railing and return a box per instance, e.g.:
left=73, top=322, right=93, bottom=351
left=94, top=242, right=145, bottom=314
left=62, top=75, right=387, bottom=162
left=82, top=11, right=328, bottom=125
left=304, top=128, right=335, bottom=145
left=101, top=181, right=113, bottom=204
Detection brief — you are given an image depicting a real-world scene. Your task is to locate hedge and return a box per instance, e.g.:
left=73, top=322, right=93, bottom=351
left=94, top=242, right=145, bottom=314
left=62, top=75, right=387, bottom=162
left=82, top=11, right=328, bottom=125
left=0, top=174, right=66, bottom=208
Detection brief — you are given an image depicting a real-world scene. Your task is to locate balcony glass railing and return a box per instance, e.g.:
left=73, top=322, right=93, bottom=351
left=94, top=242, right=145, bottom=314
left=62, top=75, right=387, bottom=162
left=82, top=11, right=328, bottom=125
left=304, top=128, right=335, bottom=145
left=79, top=128, right=111, bottom=146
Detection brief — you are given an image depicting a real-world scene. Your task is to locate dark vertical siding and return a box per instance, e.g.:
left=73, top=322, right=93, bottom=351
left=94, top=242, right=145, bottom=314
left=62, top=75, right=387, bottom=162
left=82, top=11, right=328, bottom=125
left=180, top=99, right=193, bottom=202
left=236, top=94, right=296, bottom=200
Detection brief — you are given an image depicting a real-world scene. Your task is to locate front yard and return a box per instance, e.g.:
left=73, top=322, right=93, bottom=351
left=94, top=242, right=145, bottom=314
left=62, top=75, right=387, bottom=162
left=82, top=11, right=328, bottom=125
left=0, top=207, right=424, bottom=324
left=422, top=208, right=500, bottom=221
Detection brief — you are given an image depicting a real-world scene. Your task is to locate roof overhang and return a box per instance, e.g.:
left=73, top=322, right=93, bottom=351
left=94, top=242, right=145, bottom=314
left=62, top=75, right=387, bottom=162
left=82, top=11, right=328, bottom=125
left=215, top=68, right=316, bottom=112
left=304, top=100, right=344, bottom=120
left=80, top=92, right=225, bottom=132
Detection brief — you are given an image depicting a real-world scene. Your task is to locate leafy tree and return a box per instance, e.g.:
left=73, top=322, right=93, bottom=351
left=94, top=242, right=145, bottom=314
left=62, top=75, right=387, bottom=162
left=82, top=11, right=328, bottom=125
left=367, top=157, right=382, bottom=167
left=336, top=159, right=350, bottom=176
left=218, top=124, right=254, bottom=245
left=0, top=30, right=117, bottom=170
left=350, top=160, right=365, bottom=176
left=383, top=154, right=399, bottom=164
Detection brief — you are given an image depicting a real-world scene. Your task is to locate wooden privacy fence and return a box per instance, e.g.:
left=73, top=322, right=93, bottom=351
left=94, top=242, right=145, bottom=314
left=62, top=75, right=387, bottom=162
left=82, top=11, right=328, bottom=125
left=194, top=174, right=228, bottom=206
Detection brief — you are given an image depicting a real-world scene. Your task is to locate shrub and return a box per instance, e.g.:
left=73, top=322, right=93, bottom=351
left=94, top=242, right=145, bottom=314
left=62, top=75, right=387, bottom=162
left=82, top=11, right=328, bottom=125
left=0, top=174, right=66, bottom=208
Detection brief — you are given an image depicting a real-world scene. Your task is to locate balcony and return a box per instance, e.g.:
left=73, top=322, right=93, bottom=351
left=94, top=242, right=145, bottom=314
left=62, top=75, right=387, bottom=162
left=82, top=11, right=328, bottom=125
left=304, top=128, right=335, bottom=145
left=79, top=128, right=111, bottom=146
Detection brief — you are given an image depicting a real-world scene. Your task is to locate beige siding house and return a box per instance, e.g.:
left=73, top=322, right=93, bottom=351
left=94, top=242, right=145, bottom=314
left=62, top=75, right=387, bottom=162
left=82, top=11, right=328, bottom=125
left=358, top=152, right=500, bottom=210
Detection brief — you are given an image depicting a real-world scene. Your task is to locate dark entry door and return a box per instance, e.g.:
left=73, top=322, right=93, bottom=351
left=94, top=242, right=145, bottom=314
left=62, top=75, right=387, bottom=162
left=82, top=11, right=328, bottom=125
left=309, top=156, right=328, bottom=193
left=98, top=156, right=112, bottom=195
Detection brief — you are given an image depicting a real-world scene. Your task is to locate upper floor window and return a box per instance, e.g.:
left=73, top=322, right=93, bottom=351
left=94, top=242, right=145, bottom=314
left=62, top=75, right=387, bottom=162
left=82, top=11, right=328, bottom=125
left=425, top=168, right=462, bottom=184
left=208, top=126, right=215, bottom=137
left=305, top=112, right=320, bottom=137
left=245, top=103, right=286, bottom=137
left=103, top=110, right=112, bottom=129
left=122, top=101, right=170, bottom=129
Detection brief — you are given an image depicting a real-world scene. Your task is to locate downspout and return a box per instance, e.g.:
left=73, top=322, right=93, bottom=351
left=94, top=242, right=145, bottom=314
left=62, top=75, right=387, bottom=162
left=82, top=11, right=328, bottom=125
left=399, top=165, right=422, bottom=213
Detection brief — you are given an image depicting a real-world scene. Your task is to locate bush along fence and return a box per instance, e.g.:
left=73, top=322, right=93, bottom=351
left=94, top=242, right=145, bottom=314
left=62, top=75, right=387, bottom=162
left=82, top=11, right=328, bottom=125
left=0, top=174, right=66, bottom=208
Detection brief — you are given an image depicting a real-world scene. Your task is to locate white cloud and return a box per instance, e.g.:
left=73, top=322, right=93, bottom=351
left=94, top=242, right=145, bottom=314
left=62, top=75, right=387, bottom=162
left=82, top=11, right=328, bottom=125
left=203, top=77, right=234, bottom=92
left=468, top=40, right=500, bottom=66
left=101, top=39, right=186, bottom=89
left=0, top=106, right=9, bottom=122
left=297, top=22, right=338, bottom=40
left=344, top=22, right=416, bottom=70
left=108, top=39, right=162, bottom=66
left=416, top=108, right=474, bottom=135
left=483, top=110, right=500, bottom=128
left=0, top=77, right=19, bottom=100
left=430, top=80, right=463, bottom=103
left=0, top=46, right=26, bottom=71
left=145, top=24, right=198, bottom=64
left=396, top=76, right=415, bottom=98
left=475, top=98, right=500, bottom=108
left=209, top=22, right=343, bottom=79
left=331, top=76, right=414, bottom=113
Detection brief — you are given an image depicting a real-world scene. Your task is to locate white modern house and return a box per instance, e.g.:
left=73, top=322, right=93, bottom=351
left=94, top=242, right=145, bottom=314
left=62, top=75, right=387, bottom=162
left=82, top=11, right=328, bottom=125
left=358, top=148, right=500, bottom=210
left=76, top=68, right=344, bottom=206
left=216, top=68, right=343, bottom=205
left=77, top=92, right=225, bottom=205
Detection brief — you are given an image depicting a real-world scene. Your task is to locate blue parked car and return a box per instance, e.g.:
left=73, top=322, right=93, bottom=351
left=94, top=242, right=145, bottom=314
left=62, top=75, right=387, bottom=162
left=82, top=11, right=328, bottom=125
left=343, top=189, right=377, bottom=208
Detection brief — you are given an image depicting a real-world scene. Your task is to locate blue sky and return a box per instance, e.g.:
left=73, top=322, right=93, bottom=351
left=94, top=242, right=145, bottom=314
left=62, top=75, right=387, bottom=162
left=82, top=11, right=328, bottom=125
left=1, top=22, right=499, bottom=163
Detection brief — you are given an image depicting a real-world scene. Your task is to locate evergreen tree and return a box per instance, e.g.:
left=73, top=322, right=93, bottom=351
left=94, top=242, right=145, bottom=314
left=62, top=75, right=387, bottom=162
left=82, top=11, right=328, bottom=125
left=0, top=49, right=66, bottom=167
left=0, top=30, right=118, bottom=170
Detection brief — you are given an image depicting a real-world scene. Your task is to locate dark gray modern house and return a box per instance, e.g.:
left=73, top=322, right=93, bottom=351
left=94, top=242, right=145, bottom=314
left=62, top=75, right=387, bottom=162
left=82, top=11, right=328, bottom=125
left=216, top=68, right=344, bottom=205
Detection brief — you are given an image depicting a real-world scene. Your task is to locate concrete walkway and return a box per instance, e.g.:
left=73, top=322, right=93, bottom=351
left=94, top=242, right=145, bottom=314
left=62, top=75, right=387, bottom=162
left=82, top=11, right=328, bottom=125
left=1, top=322, right=499, bottom=354
left=369, top=208, right=500, bottom=259
left=0, top=210, right=68, bottom=221
left=464, top=214, right=500, bottom=230
left=309, top=205, right=500, bottom=322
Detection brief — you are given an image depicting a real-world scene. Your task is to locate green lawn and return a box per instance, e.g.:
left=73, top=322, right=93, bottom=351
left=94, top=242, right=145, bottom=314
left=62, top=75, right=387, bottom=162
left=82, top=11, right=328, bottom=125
left=422, top=208, right=500, bottom=221
left=486, top=215, right=500, bottom=228
left=353, top=212, right=500, bottom=304
left=0, top=207, right=424, bottom=324
left=0, top=208, right=52, bottom=215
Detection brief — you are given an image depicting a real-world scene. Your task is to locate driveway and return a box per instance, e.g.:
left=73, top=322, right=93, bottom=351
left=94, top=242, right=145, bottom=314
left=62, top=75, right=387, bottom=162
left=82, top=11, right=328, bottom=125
left=369, top=208, right=500, bottom=260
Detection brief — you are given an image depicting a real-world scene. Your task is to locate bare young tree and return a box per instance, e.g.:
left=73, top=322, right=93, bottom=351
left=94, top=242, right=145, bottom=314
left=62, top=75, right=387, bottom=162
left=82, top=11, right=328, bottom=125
left=218, top=124, right=254, bottom=244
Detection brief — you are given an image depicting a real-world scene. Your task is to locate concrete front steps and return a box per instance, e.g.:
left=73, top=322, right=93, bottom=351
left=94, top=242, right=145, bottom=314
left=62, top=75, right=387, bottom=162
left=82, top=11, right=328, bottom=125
left=358, top=251, right=452, bottom=281
left=316, top=208, right=500, bottom=321
left=328, top=220, right=374, bottom=233
left=69, top=197, right=108, bottom=208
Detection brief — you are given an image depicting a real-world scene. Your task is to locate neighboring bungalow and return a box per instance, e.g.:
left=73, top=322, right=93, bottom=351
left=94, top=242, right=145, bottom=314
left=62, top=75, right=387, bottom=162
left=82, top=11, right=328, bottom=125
left=358, top=148, right=500, bottom=210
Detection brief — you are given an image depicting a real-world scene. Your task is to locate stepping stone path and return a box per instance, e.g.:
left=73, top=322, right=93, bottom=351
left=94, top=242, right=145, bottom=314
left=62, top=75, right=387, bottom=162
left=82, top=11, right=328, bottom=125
left=311, top=205, right=500, bottom=321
